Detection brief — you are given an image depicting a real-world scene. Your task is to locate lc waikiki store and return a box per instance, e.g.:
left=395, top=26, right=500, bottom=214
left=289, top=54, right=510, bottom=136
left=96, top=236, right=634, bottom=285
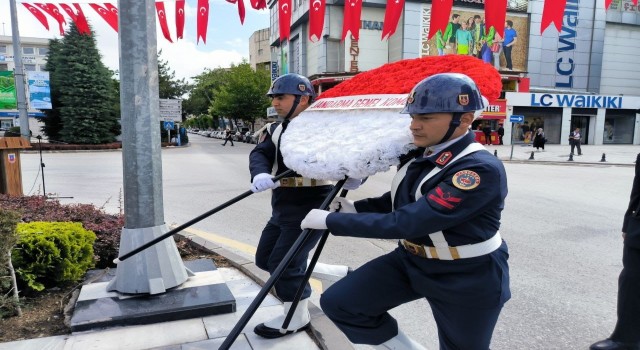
left=504, top=92, right=640, bottom=146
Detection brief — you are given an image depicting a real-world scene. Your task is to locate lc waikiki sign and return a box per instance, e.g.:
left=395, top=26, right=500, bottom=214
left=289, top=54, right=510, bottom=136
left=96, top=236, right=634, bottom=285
left=506, top=92, right=640, bottom=109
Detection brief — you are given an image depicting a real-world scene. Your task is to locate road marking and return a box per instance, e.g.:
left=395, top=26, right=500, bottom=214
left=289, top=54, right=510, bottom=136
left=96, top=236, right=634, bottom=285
left=180, top=227, right=324, bottom=292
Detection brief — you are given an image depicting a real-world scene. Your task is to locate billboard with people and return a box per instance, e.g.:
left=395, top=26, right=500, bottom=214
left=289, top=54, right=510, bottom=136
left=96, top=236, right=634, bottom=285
left=419, top=3, right=530, bottom=73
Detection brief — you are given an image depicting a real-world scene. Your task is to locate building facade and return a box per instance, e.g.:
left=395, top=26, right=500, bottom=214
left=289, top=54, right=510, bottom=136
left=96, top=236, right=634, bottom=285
left=267, top=0, right=640, bottom=145
left=249, top=28, right=272, bottom=71
left=0, top=35, right=49, bottom=135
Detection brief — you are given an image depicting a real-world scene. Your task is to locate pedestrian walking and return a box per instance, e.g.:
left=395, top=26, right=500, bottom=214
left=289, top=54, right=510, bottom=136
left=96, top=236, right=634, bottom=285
left=570, top=127, right=583, bottom=155
left=221, top=129, right=234, bottom=146
left=533, top=128, right=546, bottom=151
left=301, top=73, right=510, bottom=350
left=590, top=153, right=640, bottom=350
left=497, top=123, right=504, bottom=145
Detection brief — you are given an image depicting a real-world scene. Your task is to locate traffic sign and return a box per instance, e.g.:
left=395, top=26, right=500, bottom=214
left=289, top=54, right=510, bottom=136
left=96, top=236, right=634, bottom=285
left=510, top=114, right=524, bottom=123
left=163, top=120, right=175, bottom=130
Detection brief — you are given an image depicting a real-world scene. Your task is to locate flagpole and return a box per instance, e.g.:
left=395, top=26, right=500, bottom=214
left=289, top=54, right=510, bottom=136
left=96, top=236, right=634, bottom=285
left=8, top=0, right=31, bottom=140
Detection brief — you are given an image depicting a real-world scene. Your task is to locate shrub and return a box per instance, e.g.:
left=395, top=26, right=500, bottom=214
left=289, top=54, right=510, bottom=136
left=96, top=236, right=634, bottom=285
left=0, top=195, right=123, bottom=268
left=0, top=209, right=21, bottom=318
left=12, top=222, right=96, bottom=293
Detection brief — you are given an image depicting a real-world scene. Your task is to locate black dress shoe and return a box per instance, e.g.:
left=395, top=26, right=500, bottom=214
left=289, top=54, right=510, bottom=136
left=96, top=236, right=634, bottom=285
left=253, top=322, right=310, bottom=339
left=590, top=338, right=640, bottom=350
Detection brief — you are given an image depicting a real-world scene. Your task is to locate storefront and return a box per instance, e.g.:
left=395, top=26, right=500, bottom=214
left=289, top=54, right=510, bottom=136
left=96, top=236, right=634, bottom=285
left=472, top=99, right=507, bottom=145
left=504, top=92, right=640, bottom=145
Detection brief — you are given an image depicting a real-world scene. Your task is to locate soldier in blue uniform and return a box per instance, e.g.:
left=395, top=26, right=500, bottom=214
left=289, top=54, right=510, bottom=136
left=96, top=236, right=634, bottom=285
left=301, top=73, right=510, bottom=349
left=249, top=73, right=358, bottom=338
left=590, top=153, right=640, bottom=350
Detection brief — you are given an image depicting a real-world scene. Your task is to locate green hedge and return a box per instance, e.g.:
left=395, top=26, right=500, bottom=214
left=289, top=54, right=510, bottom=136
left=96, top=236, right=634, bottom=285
left=12, top=222, right=96, bottom=293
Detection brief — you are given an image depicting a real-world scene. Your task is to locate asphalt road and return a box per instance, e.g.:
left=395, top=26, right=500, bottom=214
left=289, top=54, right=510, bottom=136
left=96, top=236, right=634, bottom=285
left=18, top=135, right=633, bottom=350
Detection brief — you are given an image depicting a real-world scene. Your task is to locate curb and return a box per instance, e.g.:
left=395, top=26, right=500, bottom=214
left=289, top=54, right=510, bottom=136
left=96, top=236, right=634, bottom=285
left=175, top=231, right=355, bottom=350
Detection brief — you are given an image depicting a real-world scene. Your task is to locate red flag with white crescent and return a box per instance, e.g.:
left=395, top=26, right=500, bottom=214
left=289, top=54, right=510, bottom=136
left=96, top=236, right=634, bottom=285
left=226, top=0, right=246, bottom=24
left=484, top=0, right=506, bottom=37
left=34, top=3, right=65, bottom=35
left=89, top=3, right=118, bottom=32
left=73, top=4, right=92, bottom=35
left=279, top=0, right=292, bottom=41
left=155, top=2, right=173, bottom=42
left=197, top=0, right=209, bottom=44
left=427, top=0, right=453, bottom=40
left=605, top=0, right=613, bottom=8
left=342, top=0, right=363, bottom=40
left=22, top=3, right=49, bottom=31
left=176, top=0, right=185, bottom=39
left=541, top=0, right=567, bottom=33
left=59, top=3, right=90, bottom=35
left=308, top=0, right=325, bottom=42
left=381, top=0, right=404, bottom=40
left=251, top=0, right=267, bottom=10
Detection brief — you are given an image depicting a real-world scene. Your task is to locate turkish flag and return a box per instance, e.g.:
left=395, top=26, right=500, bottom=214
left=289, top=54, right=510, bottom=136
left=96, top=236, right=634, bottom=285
left=278, top=0, right=292, bottom=41
left=381, top=0, right=404, bottom=40
left=342, top=0, right=363, bottom=40
left=33, top=3, right=65, bottom=35
left=484, top=0, right=506, bottom=37
left=59, top=3, right=90, bottom=35
left=155, top=2, right=173, bottom=43
left=308, top=0, right=325, bottom=42
left=605, top=0, right=613, bottom=8
left=89, top=3, right=118, bottom=33
left=22, top=3, right=49, bottom=31
left=251, top=0, right=267, bottom=10
left=176, top=0, right=185, bottom=39
left=226, top=0, right=246, bottom=24
left=197, top=0, right=209, bottom=44
left=427, top=0, right=453, bottom=40
left=541, top=0, right=567, bottom=33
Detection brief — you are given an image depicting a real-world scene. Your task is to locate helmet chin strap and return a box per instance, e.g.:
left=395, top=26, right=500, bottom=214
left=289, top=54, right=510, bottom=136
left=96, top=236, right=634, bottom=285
left=283, top=95, right=302, bottom=121
left=438, top=112, right=464, bottom=144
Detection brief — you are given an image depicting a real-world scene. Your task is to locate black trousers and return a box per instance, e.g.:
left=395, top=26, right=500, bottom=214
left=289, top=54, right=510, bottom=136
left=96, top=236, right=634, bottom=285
left=570, top=141, right=582, bottom=155
left=610, top=244, right=640, bottom=345
left=503, top=45, right=513, bottom=70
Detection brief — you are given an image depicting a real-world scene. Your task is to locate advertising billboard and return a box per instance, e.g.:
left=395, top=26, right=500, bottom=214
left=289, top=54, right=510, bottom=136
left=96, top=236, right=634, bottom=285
left=420, top=3, right=530, bottom=73
left=0, top=71, right=17, bottom=110
left=27, top=71, right=52, bottom=110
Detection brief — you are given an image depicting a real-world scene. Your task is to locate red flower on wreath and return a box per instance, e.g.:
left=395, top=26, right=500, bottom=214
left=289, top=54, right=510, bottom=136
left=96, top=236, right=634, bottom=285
left=320, top=55, right=502, bottom=103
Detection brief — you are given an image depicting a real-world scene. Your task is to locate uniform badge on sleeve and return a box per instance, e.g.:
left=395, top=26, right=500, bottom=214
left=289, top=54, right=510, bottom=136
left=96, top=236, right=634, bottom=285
left=452, top=170, right=480, bottom=190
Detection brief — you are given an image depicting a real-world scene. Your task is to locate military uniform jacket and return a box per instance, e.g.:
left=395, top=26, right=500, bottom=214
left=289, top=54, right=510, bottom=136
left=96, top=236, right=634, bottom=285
left=249, top=122, right=332, bottom=222
left=622, top=153, right=640, bottom=248
left=326, top=132, right=508, bottom=248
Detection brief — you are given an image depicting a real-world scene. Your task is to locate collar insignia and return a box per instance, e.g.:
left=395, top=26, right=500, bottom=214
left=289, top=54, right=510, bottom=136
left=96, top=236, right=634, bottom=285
left=435, top=151, right=453, bottom=166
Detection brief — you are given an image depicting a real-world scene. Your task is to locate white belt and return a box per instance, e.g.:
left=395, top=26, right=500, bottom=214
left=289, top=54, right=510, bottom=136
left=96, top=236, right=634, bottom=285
left=401, top=231, right=502, bottom=260
left=279, top=177, right=332, bottom=187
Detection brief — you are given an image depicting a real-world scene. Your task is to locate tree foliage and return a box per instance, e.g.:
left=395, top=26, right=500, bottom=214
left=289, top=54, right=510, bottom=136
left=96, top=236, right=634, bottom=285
left=183, top=68, right=230, bottom=118
left=41, top=23, right=120, bottom=144
left=210, top=62, right=271, bottom=127
left=157, top=50, right=188, bottom=99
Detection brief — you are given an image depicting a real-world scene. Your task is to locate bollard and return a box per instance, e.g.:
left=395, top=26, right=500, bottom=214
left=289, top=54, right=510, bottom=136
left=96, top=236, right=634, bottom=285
left=529, top=151, right=534, bottom=160
left=568, top=153, right=574, bottom=161
left=600, top=153, right=606, bottom=162
left=494, top=150, right=498, bottom=157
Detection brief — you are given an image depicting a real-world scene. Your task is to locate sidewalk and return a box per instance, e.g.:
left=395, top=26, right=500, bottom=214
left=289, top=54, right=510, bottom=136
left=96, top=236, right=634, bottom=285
left=487, top=143, right=640, bottom=165
left=0, top=231, right=354, bottom=350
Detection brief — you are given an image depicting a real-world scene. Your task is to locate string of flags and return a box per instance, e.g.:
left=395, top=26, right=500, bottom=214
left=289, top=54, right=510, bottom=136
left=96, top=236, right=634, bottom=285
left=20, top=1, right=638, bottom=46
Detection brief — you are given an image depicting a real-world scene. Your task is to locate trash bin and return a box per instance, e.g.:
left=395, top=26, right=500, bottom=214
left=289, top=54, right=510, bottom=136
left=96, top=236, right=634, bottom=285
left=0, top=137, right=31, bottom=195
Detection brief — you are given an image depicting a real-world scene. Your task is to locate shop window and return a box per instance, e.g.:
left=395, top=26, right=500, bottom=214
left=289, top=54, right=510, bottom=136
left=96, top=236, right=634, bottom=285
left=22, top=47, right=35, bottom=55
left=0, top=120, right=13, bottom=130
left=604, top=110, right=635, bottom=144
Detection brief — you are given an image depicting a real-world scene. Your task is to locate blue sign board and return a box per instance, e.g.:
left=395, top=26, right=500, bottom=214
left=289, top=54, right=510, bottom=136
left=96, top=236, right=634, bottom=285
left=509, top=115, right=524, bottom=123
left=271, top=62, right=278, bottom=82
left=163, top=120, right=175, bottom=130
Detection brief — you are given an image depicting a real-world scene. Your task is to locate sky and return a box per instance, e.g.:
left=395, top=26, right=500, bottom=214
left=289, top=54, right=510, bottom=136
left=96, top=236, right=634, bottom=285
left=0, top=0, right=271, bottom=81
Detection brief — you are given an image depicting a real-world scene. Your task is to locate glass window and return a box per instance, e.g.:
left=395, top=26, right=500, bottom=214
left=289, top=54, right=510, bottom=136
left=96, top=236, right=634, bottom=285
left=1, top=120, right=13, bottom=130
left=22, top=47, right=35, bottom=55
left=24, top=64, right=36, bottom=71
left=604, top=110, right=635, bottom=144
left=38, top=47, right=49, bottom=56
left=0, top=45, right=6, bottom=54
left=0, top=64, right=8, bottom=71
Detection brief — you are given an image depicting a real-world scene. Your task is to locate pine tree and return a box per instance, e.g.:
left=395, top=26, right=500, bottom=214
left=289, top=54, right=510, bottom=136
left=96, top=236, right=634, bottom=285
left=40, top=39, right=63, bottom=140
left=56, top=23, right=120, bottom=144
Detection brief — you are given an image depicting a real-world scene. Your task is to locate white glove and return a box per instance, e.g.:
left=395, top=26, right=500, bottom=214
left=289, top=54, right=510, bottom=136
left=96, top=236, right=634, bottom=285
left=329, top=197, right=357, bottom=213
left=301, top=209, right=330, bottom=230
left=251, top=173, right=280, bottom=193
left=343, top=178, right=363, bottom=191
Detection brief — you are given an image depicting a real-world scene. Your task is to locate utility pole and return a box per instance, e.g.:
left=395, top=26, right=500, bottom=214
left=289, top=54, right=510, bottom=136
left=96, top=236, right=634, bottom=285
left=8, top=0, right=30, bottom=139
left=106, top=0, right=190, bottom=294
